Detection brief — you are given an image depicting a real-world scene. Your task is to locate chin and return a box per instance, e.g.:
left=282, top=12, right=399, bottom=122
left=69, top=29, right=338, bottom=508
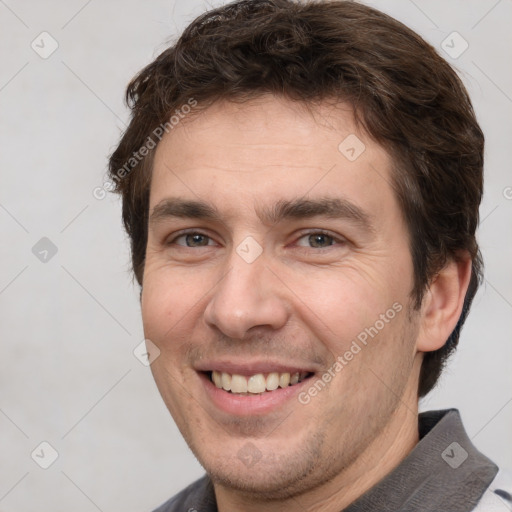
left=194, top=438, right=328, bottom=501
left=208, top=464, right=315, bottom=501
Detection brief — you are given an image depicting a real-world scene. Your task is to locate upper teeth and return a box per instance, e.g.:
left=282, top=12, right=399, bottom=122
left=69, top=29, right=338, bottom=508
left=211, top=371, right=308, bottom=394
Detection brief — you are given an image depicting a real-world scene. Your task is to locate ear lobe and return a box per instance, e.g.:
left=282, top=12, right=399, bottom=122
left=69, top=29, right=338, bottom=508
left=416, top=254, right=473, bottom=353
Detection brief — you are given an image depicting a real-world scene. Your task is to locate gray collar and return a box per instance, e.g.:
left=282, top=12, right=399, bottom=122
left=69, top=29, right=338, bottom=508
left=343, top=409, right=498, bottom=511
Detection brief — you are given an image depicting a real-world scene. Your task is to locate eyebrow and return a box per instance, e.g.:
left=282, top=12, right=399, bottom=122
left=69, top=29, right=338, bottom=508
left=149, top=196, right=375, bottom=232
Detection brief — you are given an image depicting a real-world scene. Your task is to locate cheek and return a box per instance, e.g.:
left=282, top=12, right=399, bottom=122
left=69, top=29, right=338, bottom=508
left=141, top=264, right=202, bottom=349
left=141, top=271, right=201, bottom=409
left=283, top=265, right=395, bottom=339
left=281, top=262, right=414, bottom=388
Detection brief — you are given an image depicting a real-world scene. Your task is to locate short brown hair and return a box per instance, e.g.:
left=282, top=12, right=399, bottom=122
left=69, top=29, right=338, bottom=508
left=108, top=0, right=484, bottom=397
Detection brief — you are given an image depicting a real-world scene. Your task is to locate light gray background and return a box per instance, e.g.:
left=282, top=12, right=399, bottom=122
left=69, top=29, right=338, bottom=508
left=0, top=0, right=511, bottom=510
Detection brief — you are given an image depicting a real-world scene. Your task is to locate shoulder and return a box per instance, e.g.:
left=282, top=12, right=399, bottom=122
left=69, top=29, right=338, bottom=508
left=473, top=469, right=512, bottom=511
left=151, top=475, right=215, bottom=512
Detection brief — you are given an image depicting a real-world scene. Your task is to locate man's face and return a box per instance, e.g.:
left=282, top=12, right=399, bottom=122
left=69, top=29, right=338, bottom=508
left=142, top=96, right=422, bottom=499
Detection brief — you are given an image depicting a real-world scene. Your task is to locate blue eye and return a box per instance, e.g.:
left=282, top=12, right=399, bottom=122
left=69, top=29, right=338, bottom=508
left=296, top=232, right=338, bottom=248
left=168, top=231, right=342, bottom=250
left=174, top=233, right=214, bottom=247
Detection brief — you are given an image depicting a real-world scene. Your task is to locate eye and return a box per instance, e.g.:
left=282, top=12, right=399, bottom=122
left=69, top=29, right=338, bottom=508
left=172, top=232, right=216, bottom=247
left=295, top=232, right=341, bottom=249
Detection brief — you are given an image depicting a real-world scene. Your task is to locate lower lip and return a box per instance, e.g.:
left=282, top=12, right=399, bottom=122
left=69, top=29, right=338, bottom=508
left=199, top=372, right=313, bottom=416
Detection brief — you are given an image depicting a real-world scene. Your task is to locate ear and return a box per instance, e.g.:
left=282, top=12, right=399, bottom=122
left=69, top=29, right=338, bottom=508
left=416, top=254, right=473, bottom=353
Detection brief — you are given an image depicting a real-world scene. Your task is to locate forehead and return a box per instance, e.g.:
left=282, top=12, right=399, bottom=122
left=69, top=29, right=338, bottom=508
left=150, top=95, right=395, bottom=222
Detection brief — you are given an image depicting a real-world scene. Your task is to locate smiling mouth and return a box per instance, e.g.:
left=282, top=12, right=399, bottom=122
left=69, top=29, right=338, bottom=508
left=206, top=370, right=314, bottom=395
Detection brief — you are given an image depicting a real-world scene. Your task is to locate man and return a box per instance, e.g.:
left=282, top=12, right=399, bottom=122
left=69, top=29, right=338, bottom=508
left=108, top=0, right=511, bottom=510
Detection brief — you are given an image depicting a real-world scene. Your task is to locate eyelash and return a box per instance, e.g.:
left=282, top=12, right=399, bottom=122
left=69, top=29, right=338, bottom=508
left=167, top=230, right=346, bottom=249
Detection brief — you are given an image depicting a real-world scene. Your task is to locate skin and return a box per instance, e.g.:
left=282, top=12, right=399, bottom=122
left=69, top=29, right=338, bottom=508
left=141, top=95, right=471, bottom=512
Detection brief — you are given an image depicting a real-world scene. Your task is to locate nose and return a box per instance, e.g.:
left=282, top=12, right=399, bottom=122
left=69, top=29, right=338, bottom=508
left=203, top=248, right=290, bottom=340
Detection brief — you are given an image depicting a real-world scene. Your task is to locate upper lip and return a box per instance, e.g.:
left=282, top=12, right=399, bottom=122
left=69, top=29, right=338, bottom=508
left=195, top=360, right=319, bottom=376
